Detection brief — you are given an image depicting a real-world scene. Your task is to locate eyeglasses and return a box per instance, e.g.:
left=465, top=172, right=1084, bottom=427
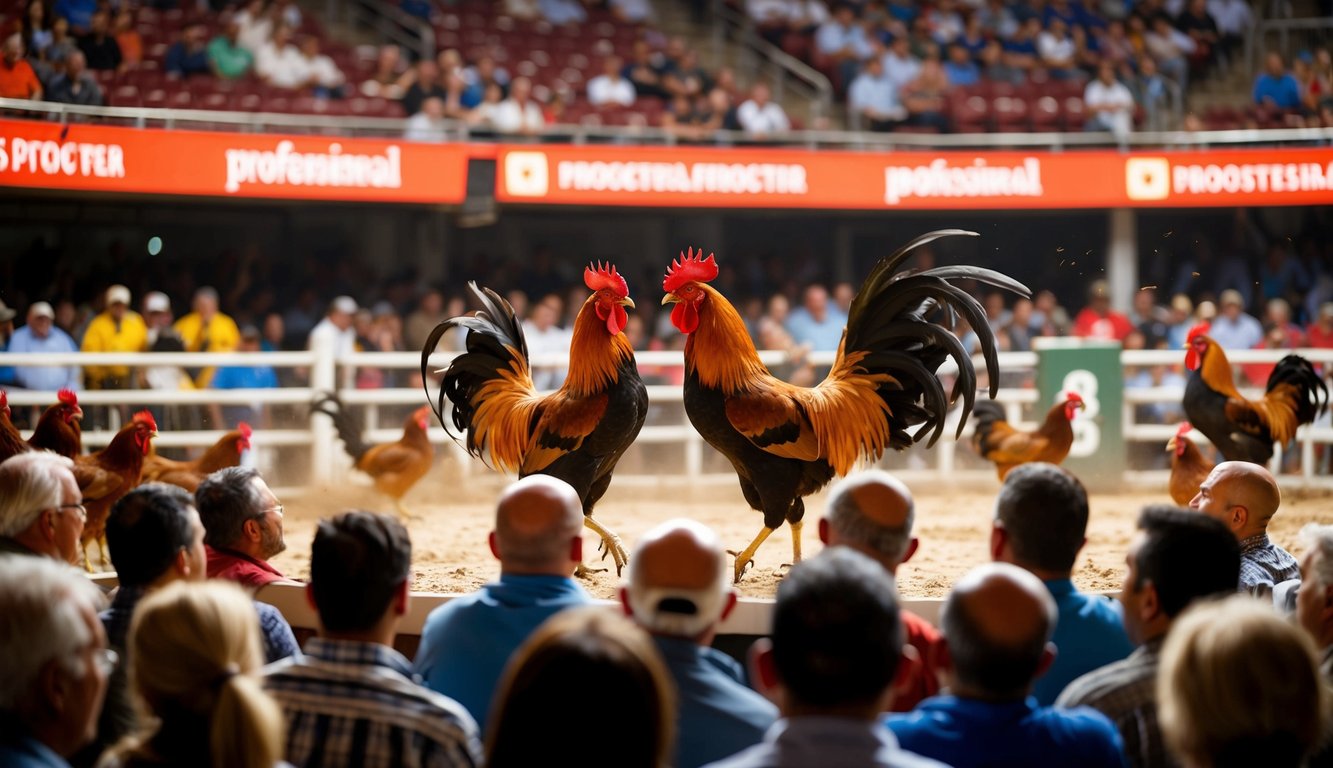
left=94, top=648, right=119, bottom=676
left=56, top=503, right=87, bottom=523
left=257, top=504, right=284, bottom=520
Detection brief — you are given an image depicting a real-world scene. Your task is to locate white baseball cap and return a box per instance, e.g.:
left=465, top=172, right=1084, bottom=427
left=331, top=296, right=358, bottom=315
left=29, top=301, right=54, bottom=319
left=144, top=291, right=171, bottom=313
left=106, top=285, right=132, bottom=306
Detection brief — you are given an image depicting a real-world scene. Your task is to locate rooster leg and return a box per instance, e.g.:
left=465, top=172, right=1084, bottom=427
left=727, top=527, right=775, bottom=584
left=393, top=499, right=419, bottom=522
left=82, top=542, right=93, bottom=573
left=98, top=535, right=110, bottom=570
left=790, top=519, right=803, bottom=564
left=583, top=515, right=628, bottom=576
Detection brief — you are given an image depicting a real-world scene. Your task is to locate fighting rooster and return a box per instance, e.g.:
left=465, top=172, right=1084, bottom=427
left=27, top=388, right=83, bottom=457
left=312, top=394, right=435, bottom=519
left=970, top=393, right=1084, bottom=481
left=1167, top=422, right=1212, bottom=506
left=1183, top=323, right=1327, bottom=464
left=140, top=423, right=252, bottom=492
left=662, top=230, right=1028, bottom=582
left=425, top=263, right=647, bottom=575
left=75, top=410, right=157, bottom=569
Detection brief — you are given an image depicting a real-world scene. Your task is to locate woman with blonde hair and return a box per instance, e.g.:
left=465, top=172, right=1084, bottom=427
left=98, top=581, right=285, bottom=768
left=486, top=607, right=675, bottom=768
left=1157, top=595, right=1328, bottom=768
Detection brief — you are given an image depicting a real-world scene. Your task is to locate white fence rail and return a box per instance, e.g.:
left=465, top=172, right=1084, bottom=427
left=5, top=345, right=1333, bottom=490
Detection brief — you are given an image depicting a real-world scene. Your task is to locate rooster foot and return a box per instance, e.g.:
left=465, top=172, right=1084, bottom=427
left=727, top=550, right=755, bottom=584
left=574, top=562, right=608, bottom=579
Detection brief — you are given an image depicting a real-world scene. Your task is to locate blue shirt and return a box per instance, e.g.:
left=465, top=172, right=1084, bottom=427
left=1036, top=579, right=1135, bottom=706
left=211, top=363, right=279, bottom=390
left=785, top=307, right=848, bottom=352
left=654, top=635, right=778, bottom=768
left=943, top=60, right=980, bottom=87
left=0, top=731, right=68, bottom=768
left=7, top=326, right=79, bottom=391
left=886, top=695, right=1127, bottom=768
left=413, top=573, right=592, bottom=730
left=849, top=71, right=903, bottom=119
left=1253, top=72, right=1302, bottom=109
left=705, top=716, right=949, bottom=768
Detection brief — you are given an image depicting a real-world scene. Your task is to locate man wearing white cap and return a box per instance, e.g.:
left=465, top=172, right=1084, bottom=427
left=8, top=302, right=80, bottom=392
left=308, top=295, right=359, bottom=359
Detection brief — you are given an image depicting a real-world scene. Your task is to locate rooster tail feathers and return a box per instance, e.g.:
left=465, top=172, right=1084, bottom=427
left=970, top=399, right=1006, bottom=451
left=1268, top=354, right=1329, bottom=426
left=849, top=229, right=980, bottom=330
left=311, top=392, right=371, bottom=463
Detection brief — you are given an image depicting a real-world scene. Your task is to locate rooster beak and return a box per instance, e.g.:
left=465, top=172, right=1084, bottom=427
left=662, top=293, right=678, bottom=306
left=1165, top=437, right=1176, bottom=452
left=619, top=297, right=636, bottom=309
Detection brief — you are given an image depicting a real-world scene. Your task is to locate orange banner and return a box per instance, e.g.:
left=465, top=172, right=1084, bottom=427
left=0, top=119, right=470, bottom=203
left=496, top=145, right=1333, bottom=210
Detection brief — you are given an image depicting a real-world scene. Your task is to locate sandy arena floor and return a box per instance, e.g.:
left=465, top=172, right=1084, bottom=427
left=268, top=465, right=1333, bottom=600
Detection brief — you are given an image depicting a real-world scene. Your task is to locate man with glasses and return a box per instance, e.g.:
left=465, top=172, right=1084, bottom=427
left=0, top=452, right=86, bottom=565
left=195, top=466, right=295, bottom=596
left=0, top=555, right=112, bottom=767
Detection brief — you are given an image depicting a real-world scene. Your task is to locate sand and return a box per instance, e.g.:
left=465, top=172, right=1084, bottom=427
left=268, top=468, right=1333, bottom=600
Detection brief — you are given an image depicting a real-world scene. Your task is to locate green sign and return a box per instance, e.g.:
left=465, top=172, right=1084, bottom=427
left=1034, top=338, right=1124, bottom=489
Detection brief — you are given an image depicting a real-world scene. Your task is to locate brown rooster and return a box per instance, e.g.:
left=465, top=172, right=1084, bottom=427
left=662, top=230, right=1028, bottom=582
left=312, top=394, right=435, bottom=519
left=1183, top=322, right=1328, bottom=464
left=1167, top=422, right=1212, bottom=506
left=0, top=391, right=31, bottom=463
left=140, top=422, right=252, bottom=492
left=426, top=263, right=647, bottom=575
left=75, top=410, right=157, bottom=569
left=971, top=392, right=1085, bottom=481
left=27, top=388, right=83, bottom=457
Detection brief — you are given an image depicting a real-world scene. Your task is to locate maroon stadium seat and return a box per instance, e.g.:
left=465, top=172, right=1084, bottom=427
left=1030, top=95, right=1061, bottom=131
left=992, top=96, right=1029, bottom=132
left=950, top=93, right=990, bottom=133
left=1062, top=96, right=1086, bottom=129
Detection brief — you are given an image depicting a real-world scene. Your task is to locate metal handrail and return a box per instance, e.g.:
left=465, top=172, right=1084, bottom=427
left=345, top=0, right=436, bottom=63
left=710, top=0, right=835, bottom=125
left=4, top=97, right=1332, bottom=149
left=1247, top=17, right=1333, bottom=76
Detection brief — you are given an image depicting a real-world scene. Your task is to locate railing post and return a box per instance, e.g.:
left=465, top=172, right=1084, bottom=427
left=310, top=334, right=336, bottom=484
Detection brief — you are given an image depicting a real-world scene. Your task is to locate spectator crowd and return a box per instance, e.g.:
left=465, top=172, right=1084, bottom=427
left=2, top=443, right=1332, bottom=768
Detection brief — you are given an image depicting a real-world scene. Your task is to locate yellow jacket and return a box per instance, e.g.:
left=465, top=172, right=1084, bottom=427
left=173, top=311, right=241, bottom=388
left=80, top=310, right=148, bottom=387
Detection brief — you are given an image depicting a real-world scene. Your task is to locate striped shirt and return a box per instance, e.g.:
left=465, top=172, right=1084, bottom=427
left=263, top=637, right=481, bottom=768
left=1238, top=533, right=1301, bottom=598
left=1055, top=638, right=1171, bottom=768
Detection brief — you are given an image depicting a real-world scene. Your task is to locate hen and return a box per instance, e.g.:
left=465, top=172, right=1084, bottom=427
left=75, top=410, right=157, bottom=569
left=0, top=391, right=30, bottom=463
left=1167, top=422, right=1212, bottom=506
left=1183, top=323, right=1327, bottom=464
left=662, top=230, right=1028, bottom=581
left=140, top=423, right=252, bottom=492
left=312, top=393, right=434, bottom=519
left=971, top=393, right=1084, bottom=481
left=27, top=388, right=84, bottom=457
left=425, top=263, right=647, bottom=575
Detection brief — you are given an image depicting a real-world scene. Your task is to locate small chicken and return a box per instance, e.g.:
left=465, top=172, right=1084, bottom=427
left=75, top=410, right=157, bottom=570
left=1167, top=422, right=1213, bottom=506
left=27, top=388, right=84, bottom=457
left=971, top=393, right=1085, bottom=481
left=140, top=423, right=252, bottom=492
left=0, top=391, right=30, bottom=463
left=312, top=393, right=434, bottom=519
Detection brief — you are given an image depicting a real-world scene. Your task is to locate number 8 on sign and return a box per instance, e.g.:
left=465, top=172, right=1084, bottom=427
left=1062, top=370, right=1100, bottom=457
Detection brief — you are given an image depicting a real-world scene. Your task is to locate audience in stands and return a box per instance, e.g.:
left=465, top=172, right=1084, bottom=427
left=493, top=75, right=545, bottom=135
left=0, top=452, right=83, bottom=564
left=401, top=59, right=447, bottom=117
left=487, top=607, right=674, bottom=767
left=360, top=43, right=412, bottom=99
left=709, top=548, right=947, bottom=768
left=403, top=95, right=449, bottom=141
left=1056, top=505, right=1240, bottom=768
left=622, top=519, right=777, bottom=767
left=208, top=19, right=252, bottom=80
left=849, top=54, right=906, bottom=130
left=414, top=475, right=592, bottom=730
left=100, top=581, right=285, bottom=768
left=1208, top=288, right=1264, bottom=349
left=587, top=54, right=636, bottom=108
left=253, top=25, right=304, bottom=90
left=165, top=24, right=211, bottom=78
left=297, top=36, right=345, bottom=98
left=307, top=295, right=359, bottom=358
left=8, top=301, right=80, bottom=391
left=264, top=511, right=482, bottom=768
left=75, top=9, right=119, bottom=72
left=1189, top=460, right=1300, bottom=597
left=45, top=49, right=100, bottom=104
left=1157, top=595, right=1327, bottom=768
left=819, top=470, right=944, bottom=712
left=886, top=562, right=1126, bottom=767
left=1084, top=59, right=1135, bottom=135
left=736, top=81, right=791, bottom=136
left=195, top=466, right=293, bottom=594
left=111, top=10, right=140, bottom=68
left=992, top=462, right=1135, bottom=705
left=1, top=33, right=43, bottom=99
left=0, top=556, right=110, bottom=767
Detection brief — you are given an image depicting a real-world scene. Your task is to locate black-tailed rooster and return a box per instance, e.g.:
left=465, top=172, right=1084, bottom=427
left=312, top=394, right=435, bottom=519
left=424, top=263, right=648, bottom=576
left=1183, top=323, right=1327, bottom=464
left=662, top=230, right=1028, bottom=582
left=971, top=392, right=1084, bottom=480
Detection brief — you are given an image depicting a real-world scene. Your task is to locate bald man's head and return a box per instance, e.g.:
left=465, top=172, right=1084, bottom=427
left=491, top=476, right=584, bottom=574
left=821, top=470, right=916, bottom=570
left=942, top=563, right=1057, bottom=699
left=1190, top=461, right=1281, bottom=537
left=624, top=519, right=731, bottom=638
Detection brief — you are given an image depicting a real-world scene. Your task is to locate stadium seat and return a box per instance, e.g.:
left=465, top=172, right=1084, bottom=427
left=1062, top=96, right=1086, bottom=129
left=1030, top=95, right=1061, bottom=131
left=110, top=85, right=141, bottom=107
left=992, top=96, right=1029, bottom=132
left=199, top=93, right=229, bottom=110
left=950, top=94, right=990, bottom=133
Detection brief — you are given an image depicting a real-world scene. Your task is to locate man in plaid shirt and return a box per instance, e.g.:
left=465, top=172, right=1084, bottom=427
left=263, top=512, right=481, bottom=768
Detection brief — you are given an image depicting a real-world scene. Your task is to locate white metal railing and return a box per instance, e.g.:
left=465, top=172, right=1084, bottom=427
left=5, top=345, right=1333, bottom=489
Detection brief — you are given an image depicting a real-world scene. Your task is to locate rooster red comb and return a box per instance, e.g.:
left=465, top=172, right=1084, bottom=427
left=584, top=262, right=628, bottom=298
left=1186, top=322, right=1211, bottom=342
left=58, top=388, right=78, bottom=406
left=132, top=410, right=158, bottom=431
left=1176, top=422, right=1192, bottom=436
left=239, top=422, right=253, bottom=438
left=663, top=248, right=719, bottom=293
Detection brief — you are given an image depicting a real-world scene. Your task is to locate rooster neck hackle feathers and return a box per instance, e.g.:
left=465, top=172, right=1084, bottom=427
left=565, top=295, right=635, bottom=397
left=685, top=285, right=771, bottom=394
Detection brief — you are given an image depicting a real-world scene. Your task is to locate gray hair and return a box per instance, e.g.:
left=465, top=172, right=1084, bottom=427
left=0, top=452, right=76, bottom=537
left=824, top=481, right=914, bottom=564
left=195, top=466, right=263, bottom=549
left=0, top=557, right=103, bottom=712
left=1300, top=523, right=1333, bottom=590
